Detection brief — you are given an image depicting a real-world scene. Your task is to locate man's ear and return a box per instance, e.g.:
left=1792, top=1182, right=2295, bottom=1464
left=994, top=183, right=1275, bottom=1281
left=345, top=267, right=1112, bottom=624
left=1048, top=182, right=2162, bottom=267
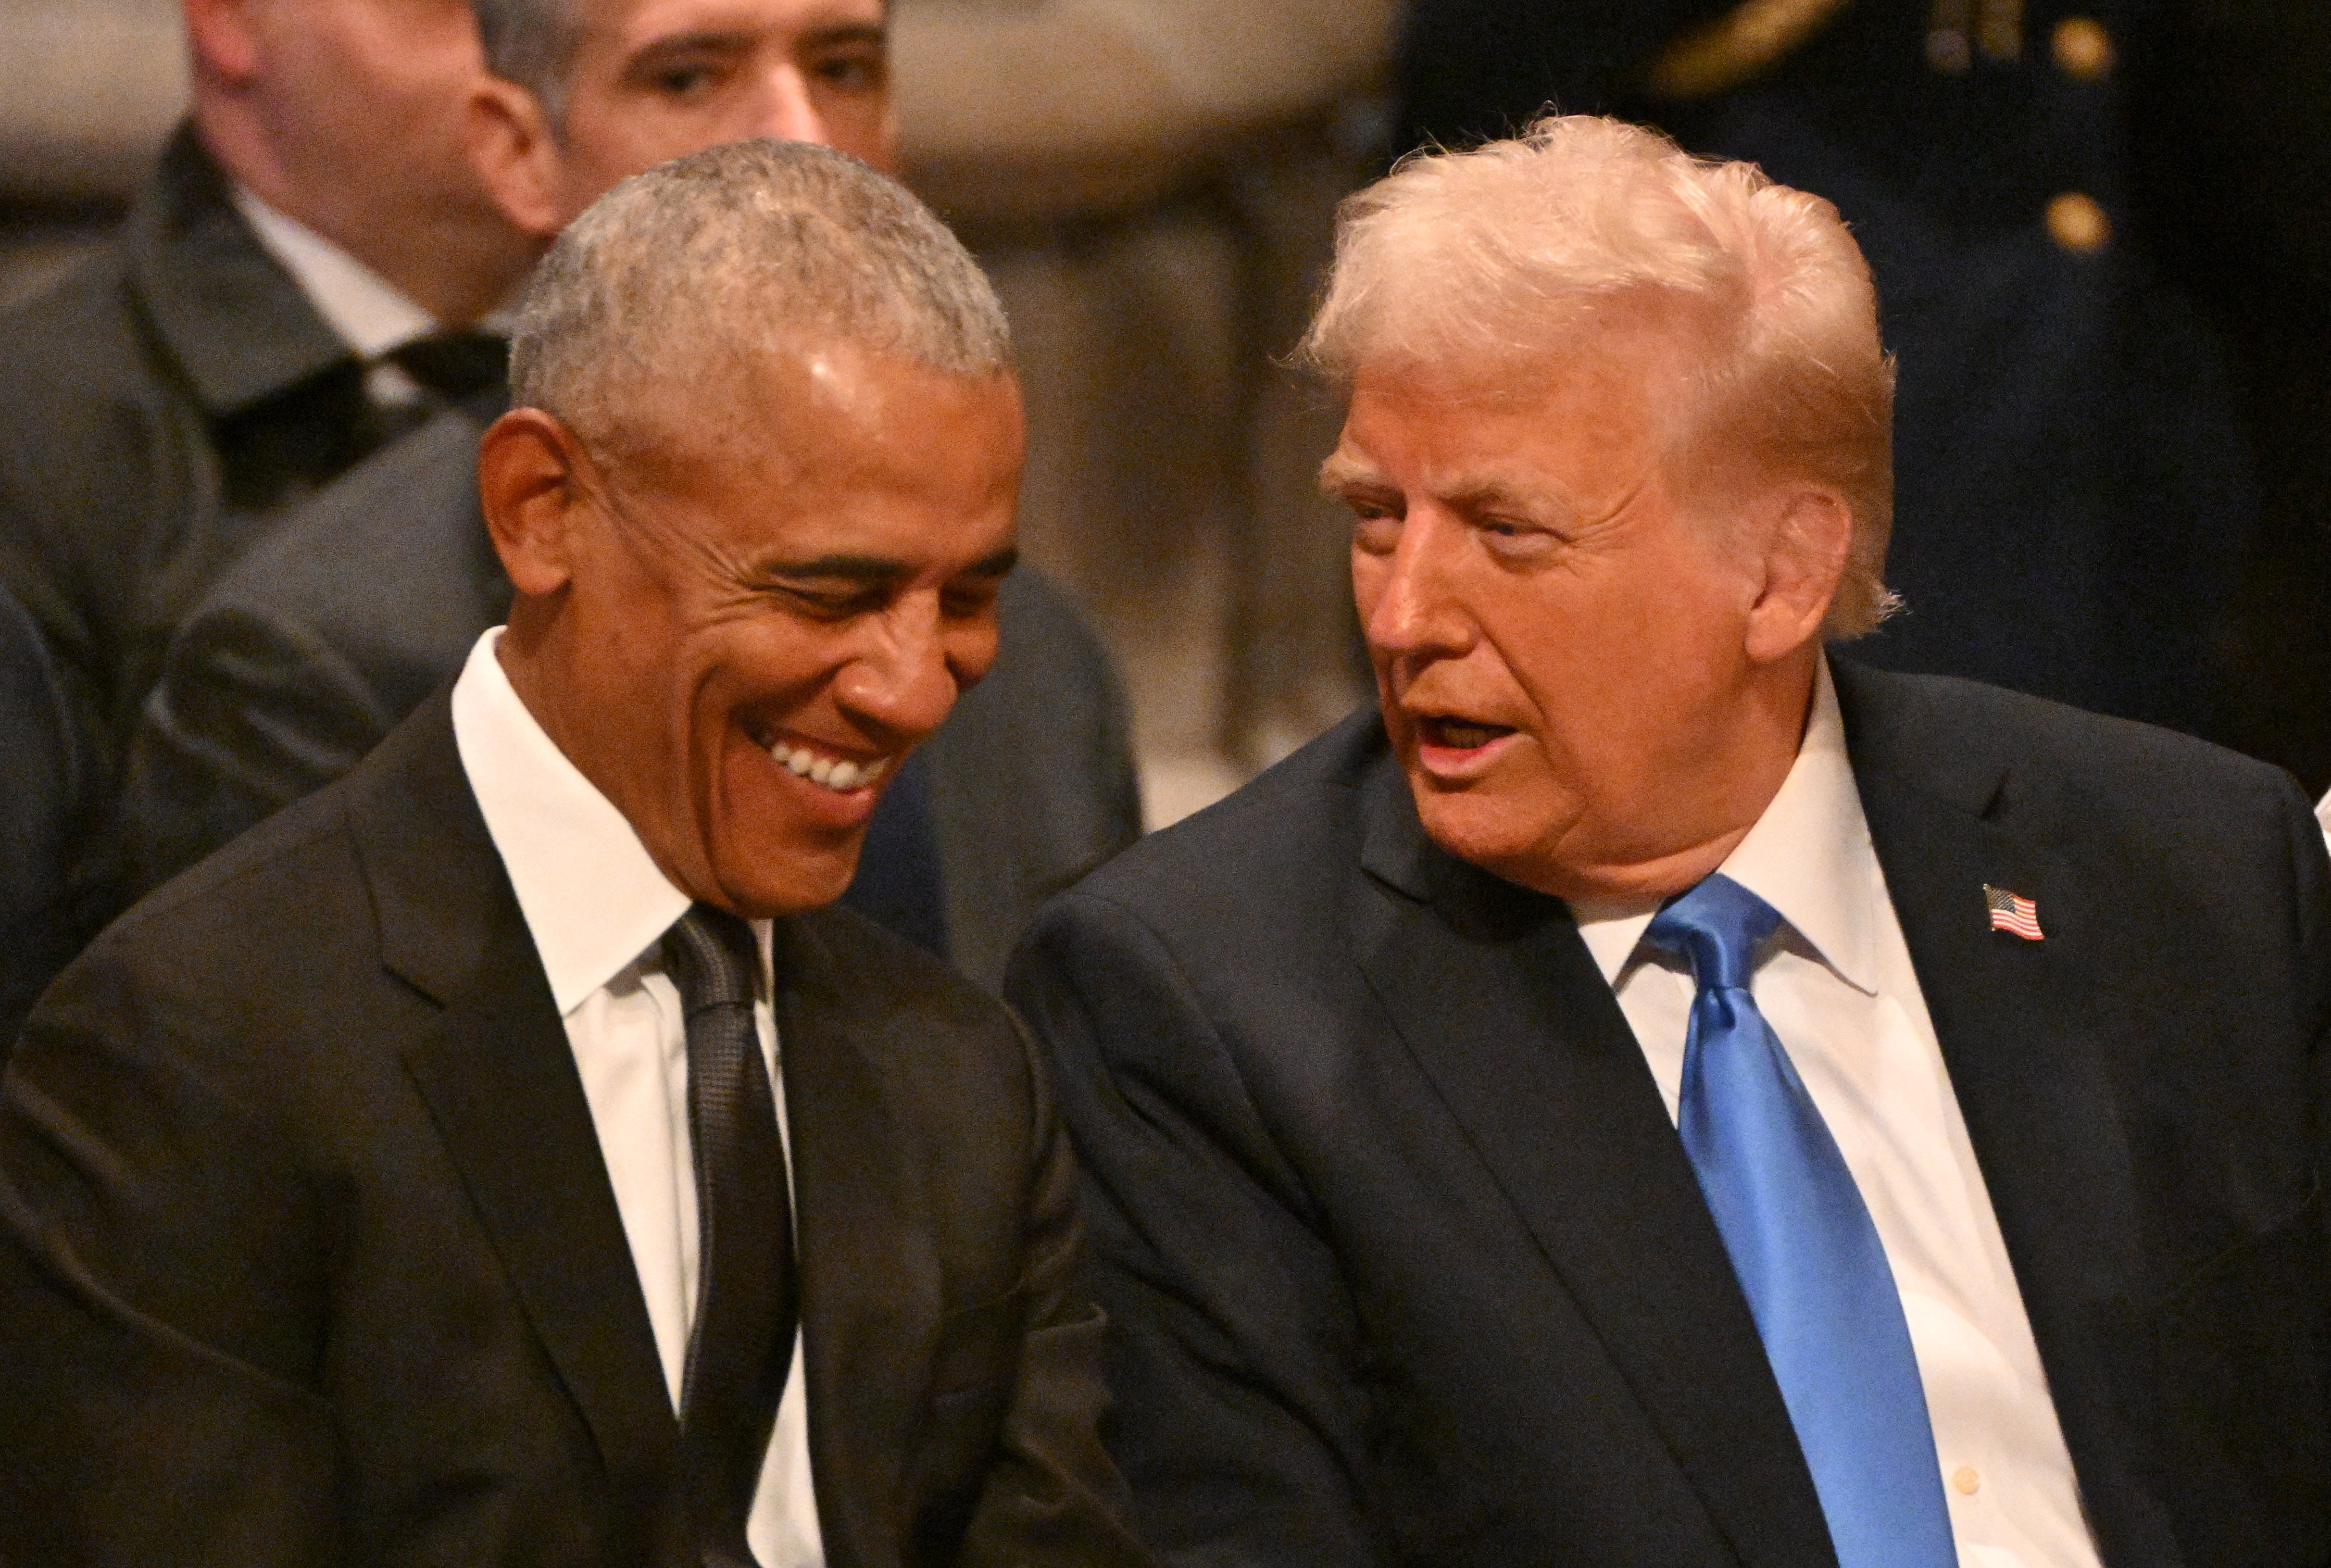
left=465, top=77, right=568, bottom=240
left=479, top=407, right=595, bottom=599
left=1743, top=483, right=1853, bottom=665
left=182, top=0, right=263, bottom=84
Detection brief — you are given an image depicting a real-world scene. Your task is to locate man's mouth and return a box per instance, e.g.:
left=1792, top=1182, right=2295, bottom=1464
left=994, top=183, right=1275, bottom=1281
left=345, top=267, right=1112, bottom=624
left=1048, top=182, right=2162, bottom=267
left=766, top=737, right=895, bottom=794
left=1417, top=716, right=1515, bottom=752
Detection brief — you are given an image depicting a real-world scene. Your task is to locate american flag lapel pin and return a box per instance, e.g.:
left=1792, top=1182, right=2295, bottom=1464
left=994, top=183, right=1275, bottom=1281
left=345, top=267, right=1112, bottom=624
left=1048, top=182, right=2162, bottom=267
left=1984, top=884, right=2043, bottom=941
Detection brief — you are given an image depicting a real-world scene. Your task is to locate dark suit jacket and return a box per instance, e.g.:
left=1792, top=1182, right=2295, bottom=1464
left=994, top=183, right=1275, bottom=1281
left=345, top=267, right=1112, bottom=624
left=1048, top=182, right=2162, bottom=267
left=0, top=690, right=1149, bottom=1568
left=0, top=584, right=85, bottom=1048
left=1007, top=661, right=2331, bottom=1568
left=1398, top=0, right=2331, bottom=770
left=0, top=124, right=421, bottom=774
left=110, top=410, right=1143, bottom=990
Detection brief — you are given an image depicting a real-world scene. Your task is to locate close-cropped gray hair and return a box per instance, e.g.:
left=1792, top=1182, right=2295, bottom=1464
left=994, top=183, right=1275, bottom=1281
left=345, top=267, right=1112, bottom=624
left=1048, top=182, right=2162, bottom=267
left=473, top=0, right=584, bottom=122
left=509, top=138, right=1013, bottom=464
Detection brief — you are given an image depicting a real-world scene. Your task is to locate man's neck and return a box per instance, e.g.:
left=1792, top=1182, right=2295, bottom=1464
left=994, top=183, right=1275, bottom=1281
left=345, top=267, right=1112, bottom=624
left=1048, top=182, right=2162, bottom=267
left=193, top=107, right=536, bottom=326
left=1533, top=649, right=1823, bottom=905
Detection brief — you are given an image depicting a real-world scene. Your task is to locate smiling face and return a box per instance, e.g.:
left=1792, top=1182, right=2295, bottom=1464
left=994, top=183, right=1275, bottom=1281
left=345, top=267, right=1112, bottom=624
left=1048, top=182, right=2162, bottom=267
left=549, top=0, right=894, bottom=218
left=490, top=339, right=1023, bottom=916
left=1327, top=339, right=1823, bottom=903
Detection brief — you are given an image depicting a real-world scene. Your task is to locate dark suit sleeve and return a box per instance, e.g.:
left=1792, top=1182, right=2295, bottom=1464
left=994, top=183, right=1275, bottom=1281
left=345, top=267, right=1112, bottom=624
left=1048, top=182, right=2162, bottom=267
left=957, top=1012, right=1155, bottom=1568
left=928, top=567, right=1144, bottom=991
left=0, top=587, right=88, bottom=1050
left=0, top=950, right=339, bottom=1566
left=1006, top=892, right=1390, bottom=1568
left=112, top=601, right=397, bottom=899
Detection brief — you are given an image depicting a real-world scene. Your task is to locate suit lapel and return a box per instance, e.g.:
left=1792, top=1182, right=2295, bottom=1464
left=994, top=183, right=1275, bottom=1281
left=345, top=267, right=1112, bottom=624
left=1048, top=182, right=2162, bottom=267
left=348, top=697, right=681, bottom=1513
left=1348, top=759, right=1837, bottom=1568
left=775, top=915, right=945, bottom=1568
left=1834, top=661, right=2183, bottom=1565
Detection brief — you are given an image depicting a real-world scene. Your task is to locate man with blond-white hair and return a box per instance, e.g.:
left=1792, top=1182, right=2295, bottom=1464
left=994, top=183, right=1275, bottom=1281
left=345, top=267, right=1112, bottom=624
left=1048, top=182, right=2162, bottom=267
left=1008, top=116, right=2331, bottom=1568
left=0, top=140, right=1149, bottom=1568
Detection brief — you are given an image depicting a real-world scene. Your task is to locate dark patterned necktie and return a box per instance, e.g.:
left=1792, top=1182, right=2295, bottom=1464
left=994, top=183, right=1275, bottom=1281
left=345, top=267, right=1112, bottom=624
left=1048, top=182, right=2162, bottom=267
left=661, top=905, right=797, bottom=1567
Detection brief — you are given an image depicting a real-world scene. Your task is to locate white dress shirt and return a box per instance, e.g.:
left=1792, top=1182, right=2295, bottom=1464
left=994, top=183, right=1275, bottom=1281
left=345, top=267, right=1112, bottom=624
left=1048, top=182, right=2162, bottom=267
left=1567, top=658, right=2101, bottom=1568
left=451, top=629, right=824, bottom=1568
left=2312, top=788, right=2331, bottom=860
left=233, top=186, right=510, bottom=406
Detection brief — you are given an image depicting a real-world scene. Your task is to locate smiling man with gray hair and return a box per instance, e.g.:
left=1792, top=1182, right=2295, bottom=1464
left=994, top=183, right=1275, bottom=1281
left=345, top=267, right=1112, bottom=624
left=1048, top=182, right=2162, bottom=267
left=1009, top=115, right=2331, bottom=1567
left=0, top=139, right=1150, bottom=1568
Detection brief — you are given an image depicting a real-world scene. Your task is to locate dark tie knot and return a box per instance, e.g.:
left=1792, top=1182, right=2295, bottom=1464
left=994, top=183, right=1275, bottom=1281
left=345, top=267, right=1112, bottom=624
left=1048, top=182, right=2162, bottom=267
left=384, top=330, right=510, bottom=399
left=662, top=904, right=761, bottom=1016
left=1642, top=872, right=1782, bottom=993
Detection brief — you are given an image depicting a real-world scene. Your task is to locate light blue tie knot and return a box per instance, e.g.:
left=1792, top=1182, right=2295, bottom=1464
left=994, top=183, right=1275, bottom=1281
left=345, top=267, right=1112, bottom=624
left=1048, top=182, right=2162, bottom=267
left=1638, top=872, right=1956, bottom=1568
left=1643, top=872, right=1782, bottom=993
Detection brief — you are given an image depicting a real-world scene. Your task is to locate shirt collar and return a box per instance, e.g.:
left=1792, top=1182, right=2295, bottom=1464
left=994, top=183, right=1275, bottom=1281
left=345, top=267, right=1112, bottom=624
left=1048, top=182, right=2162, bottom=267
left=231, top=184, right=438, bottom=360
left=1569, top=655, right=1880, bottom=996
left=127, top=125, right=353, bottom=417
left=451, top=628, right=694, bottom=1016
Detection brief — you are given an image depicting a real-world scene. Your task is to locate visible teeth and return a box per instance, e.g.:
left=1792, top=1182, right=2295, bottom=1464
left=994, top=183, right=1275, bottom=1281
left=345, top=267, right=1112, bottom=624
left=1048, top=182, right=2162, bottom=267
left=1439, top=722, right=1497, bottom=749
left=766, top=740, right=893, bottom=793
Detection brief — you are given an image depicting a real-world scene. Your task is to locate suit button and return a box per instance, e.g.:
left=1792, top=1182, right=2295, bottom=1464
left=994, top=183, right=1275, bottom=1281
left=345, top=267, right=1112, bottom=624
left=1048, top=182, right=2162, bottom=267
left=1952, top=1465, right=1982, bottom=1496
left=2046, top=192, right=2111, bottom=252
left=2052, top=17, right=2115, bottom=80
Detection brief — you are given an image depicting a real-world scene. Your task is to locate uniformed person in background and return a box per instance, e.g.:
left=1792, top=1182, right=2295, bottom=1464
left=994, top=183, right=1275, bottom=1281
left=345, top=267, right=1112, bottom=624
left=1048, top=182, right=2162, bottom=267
left=1397, top=0, right=2331, bottom=787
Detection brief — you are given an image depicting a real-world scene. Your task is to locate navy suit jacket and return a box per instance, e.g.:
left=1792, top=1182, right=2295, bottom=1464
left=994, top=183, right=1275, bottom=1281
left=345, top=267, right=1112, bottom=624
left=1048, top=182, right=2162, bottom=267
left=1009, top=661, right=2331, bottom=1567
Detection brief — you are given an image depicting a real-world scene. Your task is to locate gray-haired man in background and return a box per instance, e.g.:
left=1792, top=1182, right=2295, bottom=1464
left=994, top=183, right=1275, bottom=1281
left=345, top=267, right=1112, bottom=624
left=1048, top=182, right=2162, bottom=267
left=113, top=0, right=1141, bottom=993
left=0, top=139, right=1149, bottom=1568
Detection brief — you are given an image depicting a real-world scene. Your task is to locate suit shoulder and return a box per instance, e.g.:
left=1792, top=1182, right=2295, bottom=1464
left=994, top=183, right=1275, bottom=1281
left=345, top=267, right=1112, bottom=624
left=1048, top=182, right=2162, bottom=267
left=793, top=904, right=1022, bottom=1036
left=180, top=411, right=501, bottom=694
left=200, top=409, right=489, bottom=611
left=0, top=243, right=150, bottom=406
left=1065, top=706, right=1383, bottom=925
left=997, top=571, right=1113, bottom=682
left=788, top=905, right=1043, bottom=1105
left=1842, top=661, right=2292, bottom=791
left=1835, top=661, right=2312, bottom=878
left=89, top=778, right=364, bottom=962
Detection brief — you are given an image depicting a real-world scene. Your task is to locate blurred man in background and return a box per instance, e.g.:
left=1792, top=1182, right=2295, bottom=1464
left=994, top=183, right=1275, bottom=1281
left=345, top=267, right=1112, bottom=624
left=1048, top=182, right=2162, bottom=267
left=0, top=0, right=532, bottom=1018
left=0, top=0, right=532, bottom=776
left=110, top=0, right=1141, bottom=991
left=1399, top=0, right=2331, bottom=782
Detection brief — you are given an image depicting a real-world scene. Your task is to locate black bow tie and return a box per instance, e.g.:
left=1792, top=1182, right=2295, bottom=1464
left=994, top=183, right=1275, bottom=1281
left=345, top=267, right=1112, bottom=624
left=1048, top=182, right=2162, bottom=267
left=383, top=331, right=509, bottom=400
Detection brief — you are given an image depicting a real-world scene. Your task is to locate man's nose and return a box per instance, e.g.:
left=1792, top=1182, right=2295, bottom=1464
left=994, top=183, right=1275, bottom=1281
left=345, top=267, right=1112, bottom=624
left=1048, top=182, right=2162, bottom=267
left=833, top=592, right=974, bottom=743
left=748, top=66, right=831, bottom=147
left=1364, top=512, right=1473, bottom=660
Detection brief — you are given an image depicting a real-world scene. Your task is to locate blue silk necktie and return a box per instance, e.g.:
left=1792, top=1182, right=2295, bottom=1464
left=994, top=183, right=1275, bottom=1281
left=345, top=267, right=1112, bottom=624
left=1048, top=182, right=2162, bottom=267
left=1643, top=874, right=1956, bottom=1568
